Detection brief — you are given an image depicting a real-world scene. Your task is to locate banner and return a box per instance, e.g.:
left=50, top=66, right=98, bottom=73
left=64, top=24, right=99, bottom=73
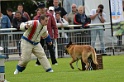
left=111, top=0, right=123, bottom=22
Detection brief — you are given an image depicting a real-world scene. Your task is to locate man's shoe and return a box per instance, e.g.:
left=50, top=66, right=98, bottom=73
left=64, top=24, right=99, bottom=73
left=47, top=69, right=54, bottom=72
left=14, top=69, right=19, bottom=75
left=53, top=63, right=58, bottom=65
left=35, top=64, right=40, bottom=66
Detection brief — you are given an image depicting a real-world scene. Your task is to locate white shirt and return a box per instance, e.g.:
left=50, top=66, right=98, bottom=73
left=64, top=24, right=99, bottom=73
left=90, top=9, right=106, bottom=27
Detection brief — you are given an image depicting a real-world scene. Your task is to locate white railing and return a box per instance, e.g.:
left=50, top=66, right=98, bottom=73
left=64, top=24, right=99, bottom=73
left=0, top=22, right=122, bottom=58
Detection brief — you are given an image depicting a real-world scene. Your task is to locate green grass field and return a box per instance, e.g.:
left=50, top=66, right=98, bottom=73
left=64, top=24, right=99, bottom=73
left=5, top=55, right=124, bottom=82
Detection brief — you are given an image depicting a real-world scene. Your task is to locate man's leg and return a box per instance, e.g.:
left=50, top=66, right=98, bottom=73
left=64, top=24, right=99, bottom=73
left=99, top=29, right=105, bottom=53
left=35, top=39, right=45, bottom=65
left=33, top=43, right=53, bottom=72
left=47, top=42, right=58, bottom=65
left=91, top=29, right=97, bottom=48
left=14, top=39, right=32, bottom=75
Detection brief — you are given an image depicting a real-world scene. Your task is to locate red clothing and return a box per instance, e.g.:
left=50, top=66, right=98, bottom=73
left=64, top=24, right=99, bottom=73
left=33, top=13, right=58, bottom=39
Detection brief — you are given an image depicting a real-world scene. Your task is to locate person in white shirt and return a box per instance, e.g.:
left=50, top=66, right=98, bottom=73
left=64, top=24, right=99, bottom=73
left=55, top=12, right=68, bottom=28
left=90, top=4, right=106, bottom=54
left=55, top=11, right=69, bottom=57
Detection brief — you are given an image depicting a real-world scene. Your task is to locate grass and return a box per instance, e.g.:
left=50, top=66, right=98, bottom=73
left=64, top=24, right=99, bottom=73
left=5, top=55, right=124, bottom=82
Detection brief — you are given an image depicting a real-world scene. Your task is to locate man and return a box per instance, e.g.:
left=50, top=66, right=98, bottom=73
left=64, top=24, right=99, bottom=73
left=33, top=2, right=58, bottom=65
left=17, top=4, right=31, bottom=20
left=0, top=11, right=11, bottom=58
left=12, top=11, right=28, bottom=56
left=68, top=4, right=78, bottom=25
left=63, top=0, right=84, bottom=14
left=13, top=11, right=28, bottom=31
left=90, top=4, right=106, bottom=54
left=0, top=11, right=11, bottom=30
left=53, top=0, right=68, bottom=21
left=48, top=6, right=55, bottom=18
left=14, top=14, right=54, bottom=75
left=6, top=8, right=14, bottom=24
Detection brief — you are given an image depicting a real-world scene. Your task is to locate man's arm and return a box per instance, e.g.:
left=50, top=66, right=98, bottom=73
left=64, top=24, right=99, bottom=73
left=90, top=9, right=99, bottom=20
left=20, top=21, right=33, bottom=31
left=99, top=14, right=106, bottom=23
left=51, top=15, right=58, bottom=39
left=90, top=13, right=98, bottom=20
left=6, top=16, right=11, bottom=28
left=41, top=31, right=52, bottom=45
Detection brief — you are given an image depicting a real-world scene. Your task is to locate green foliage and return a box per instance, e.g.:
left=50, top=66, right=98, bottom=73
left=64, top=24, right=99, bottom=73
left=5, top=55, right=124, bottom=82
left=113, top=21, right=124, bottom=36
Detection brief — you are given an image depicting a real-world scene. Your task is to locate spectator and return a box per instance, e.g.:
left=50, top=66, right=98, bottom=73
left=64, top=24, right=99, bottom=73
left=0, top=11, right=11, bottom=58
left=73, top=6, right=91, bottom=45
left=63, top=0, right=84, bottom=14
left=55, top=11, right=69, bottom=37
left=74, top=6, right=90, bottom=29
left=6, top=8, right=14, bottom=24
left=90, top=4, right=106, bottom=54
left=33, top=2, right=58, bottom=65
left=55, top=12, right=69, bottom=56
left=12, top=11, right=28, bottom=31
left=33, top=9, right=40, bottom=20
left=14, top=14, right=54, bottom=75
left=48, top=6, right=55, bottom=18
left=68, top=4, right=78, bottom=25
left=55, top=12, right=69, bottom=33
left=12, top=11, right=28, bottom=56
left=0, top=12, right=11, bottom=29
left=53, top=0, right=68, bottom=21
left=17, top=4, right=31, bottom=20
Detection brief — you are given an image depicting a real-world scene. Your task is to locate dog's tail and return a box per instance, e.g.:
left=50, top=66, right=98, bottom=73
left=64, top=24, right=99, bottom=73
left=91, top=48, right=98, bottom=65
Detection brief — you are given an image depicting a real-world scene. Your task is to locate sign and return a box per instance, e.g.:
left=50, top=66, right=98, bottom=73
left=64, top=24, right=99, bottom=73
left=111, top=0, right=123, bottom=22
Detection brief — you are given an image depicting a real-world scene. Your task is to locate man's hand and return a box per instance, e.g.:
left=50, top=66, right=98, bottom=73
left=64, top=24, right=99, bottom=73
left=25, top=23, right=32, bottom=29
left=48, top=42, right=52, bottom=45
left=60, top=23, right=64, bottom=28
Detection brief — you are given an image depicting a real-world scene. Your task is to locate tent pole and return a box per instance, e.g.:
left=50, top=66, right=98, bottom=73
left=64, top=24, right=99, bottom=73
left=109, top=0, right=115, bottom=55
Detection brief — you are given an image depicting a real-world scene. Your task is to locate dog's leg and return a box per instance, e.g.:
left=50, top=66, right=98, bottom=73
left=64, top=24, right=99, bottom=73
left=76, top=59, right=82, bottom=71
left=70, top=59, right=76, bottom=69
left=82, top=58, right=89, bottom=70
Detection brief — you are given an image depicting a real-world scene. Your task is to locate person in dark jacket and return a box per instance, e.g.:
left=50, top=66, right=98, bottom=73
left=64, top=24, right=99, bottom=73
left=73, top=6, right=91, bottom=45
left=34, top=2, right=58, bottom=65
left=6, top=8, right=14, bottom=24
left=74, top=6, right=90, bottom=29
left=12, top=11, right=28, bottom=56
left=12, top=11, right=28, bottom=31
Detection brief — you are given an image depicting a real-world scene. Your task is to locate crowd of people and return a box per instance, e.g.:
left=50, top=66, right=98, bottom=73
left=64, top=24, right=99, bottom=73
left=0, top=0, right=107, bottom=74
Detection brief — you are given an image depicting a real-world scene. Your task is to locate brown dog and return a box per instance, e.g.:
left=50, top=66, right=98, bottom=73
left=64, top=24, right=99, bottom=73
left=65, top=41, right=98, bottom=70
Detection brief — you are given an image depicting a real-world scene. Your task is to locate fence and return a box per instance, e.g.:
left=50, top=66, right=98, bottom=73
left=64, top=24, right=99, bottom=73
left=0, top=24, right=124, bottom=59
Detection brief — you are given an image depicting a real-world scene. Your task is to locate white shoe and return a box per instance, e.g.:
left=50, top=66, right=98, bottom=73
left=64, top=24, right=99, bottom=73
left=54, top=63, right=58, bottom=65
left=4, top=79, right=10, bottom=82
left=48, top=69, right=54, bottom=72
left=35, top=64, right=41, bottom=66
left=14, top=69, right=19, bottom=75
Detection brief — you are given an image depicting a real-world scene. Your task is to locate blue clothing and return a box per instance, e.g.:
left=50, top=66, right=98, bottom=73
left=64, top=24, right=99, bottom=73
left=1, top=15, right=11, bottom=29
left=91, top=27, right=105, bottom=53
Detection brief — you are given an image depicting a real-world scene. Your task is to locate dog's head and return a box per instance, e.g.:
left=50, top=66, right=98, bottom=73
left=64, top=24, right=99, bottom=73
left=65, top=41, right=73, bottom=54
